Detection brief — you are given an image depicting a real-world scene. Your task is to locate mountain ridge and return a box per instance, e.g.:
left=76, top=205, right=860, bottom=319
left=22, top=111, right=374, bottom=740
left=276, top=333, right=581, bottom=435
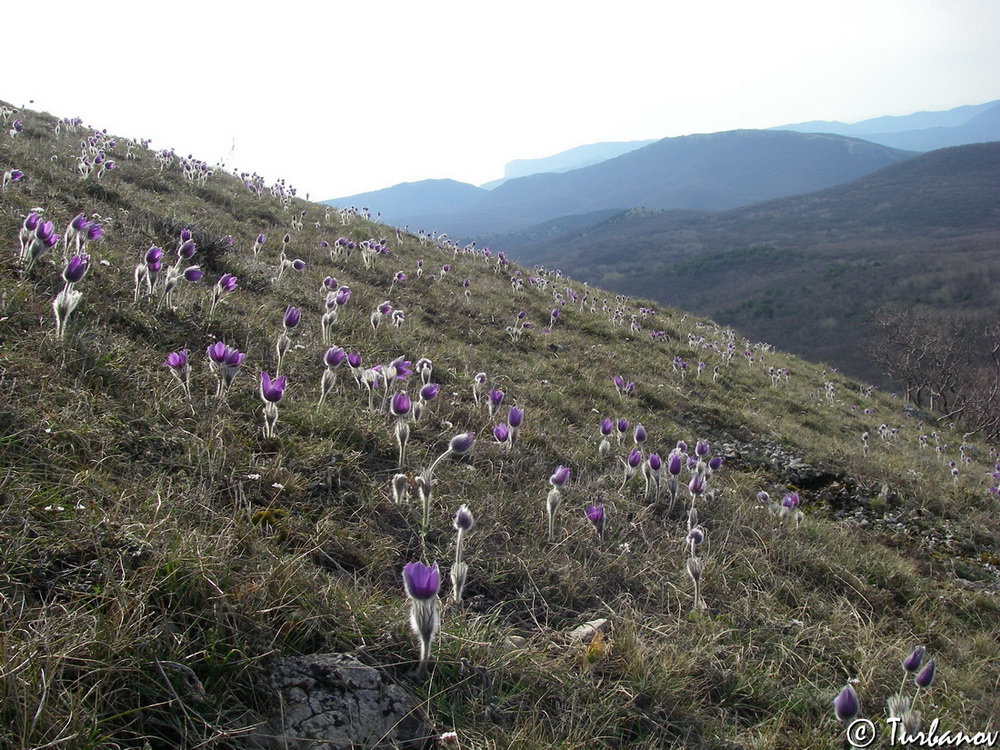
left=327, top=129, right=915, bottom=235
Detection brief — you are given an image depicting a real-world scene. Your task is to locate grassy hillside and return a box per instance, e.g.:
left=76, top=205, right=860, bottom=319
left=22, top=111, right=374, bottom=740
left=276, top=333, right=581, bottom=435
left=2, top=102, right=999, bottom=749
left=510, top=143, right=1000, bottom=386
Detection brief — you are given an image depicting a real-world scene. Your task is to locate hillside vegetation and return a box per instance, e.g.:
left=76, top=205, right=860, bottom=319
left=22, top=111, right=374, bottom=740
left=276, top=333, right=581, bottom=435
left=2, top=101, right=999, bottom=749
left=510, top=143, right=1000, bottom=387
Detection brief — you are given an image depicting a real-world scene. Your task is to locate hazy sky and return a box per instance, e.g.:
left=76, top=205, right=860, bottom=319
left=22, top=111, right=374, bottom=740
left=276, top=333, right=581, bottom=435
left=6, top=0, right=999, bottom=199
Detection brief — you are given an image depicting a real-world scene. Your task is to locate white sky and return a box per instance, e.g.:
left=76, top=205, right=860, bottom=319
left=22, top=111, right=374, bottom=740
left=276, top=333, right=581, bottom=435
left=6, top=0, right=999, bottom=199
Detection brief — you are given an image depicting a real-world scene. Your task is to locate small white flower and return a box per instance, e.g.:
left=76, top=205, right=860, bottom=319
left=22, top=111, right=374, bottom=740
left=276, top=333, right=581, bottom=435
left=272, top=482, right=285, bottom=490
left=247, top=473, right=261, bottom=480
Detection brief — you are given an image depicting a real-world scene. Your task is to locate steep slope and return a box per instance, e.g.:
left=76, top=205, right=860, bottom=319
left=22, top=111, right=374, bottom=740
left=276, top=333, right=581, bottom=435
left=2, top=100, right=999, bottom=749
left=510, top=142, right=1000, bottom=383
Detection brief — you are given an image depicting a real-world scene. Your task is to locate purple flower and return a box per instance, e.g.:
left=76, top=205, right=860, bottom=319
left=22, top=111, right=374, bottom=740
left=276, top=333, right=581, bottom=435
left=453, top=504, right=475, bottom=533
left=902, top=646, right=925, bottom=673
left=86, top=222, right=103, bottom=241
left=489, top=389, right=505, bottom=408
left=391, top=391, right=411, bottom=418
left=586, top=504, right=605, bottom=535
left=550, top=465, right=571, bottom=487
left=63, top=254, right=90, bottom=284
left=224, top=347, right=245, bottom=368
left=402, top=561, right=440, bottom=601
left=648, top=452, right=662, bottom=472
left=667, top=451, right=684, bottom=476
left=833, top=685, right=860, bottom=722
left=259, top=371, right=287, bottom=403
left=217, top=273, right=238, bottom=292
left=708, top=456, right=723, bottom=472
left=163, top=350, right=188, bottom=372
left=695, top=440, right=709, bottom=457
left=36, top=220, right=57, bottom=244
left=183, top=266, right=204, bottom=282
left=178, top=239, right=196, bottom=259
left=781, top=492, right=800, bottom=509
left=283, top=306, right=301, bottom=329
left=347, top=351, right=362, bottom=369
left=688, top=472, right=706, bottom=496
left=70, top=213, right=89, bottom=232
left=493, top=423, right=510, bottom=443
left=600, top=418, right=613, bottom=436
left=292, top=258, right=306, bottom=271
left=627, top=448, right=643, bottom=469
left=180, top=228, right=193, bottom=242
left=257, top=234, right=266, bottom=244
left=507, top=406, right=524, bottom=428
left=449, top=432, right=476, bottom=456
left=633, top=424, right=647, bottom=444
left=207, top=341, right=244, bottom=369
left=617, top=419, right=629, bottom=435
left=325, top=346, right=346, bottom=368
left=915, top=659, right=936, bottom=689
left=145, top=246, right=164, bottom=264
left=419, top=383, right=439, bottom=401
left=390, top=357, right=412, bottom=380
left=687, top=526, right=704, bottom=546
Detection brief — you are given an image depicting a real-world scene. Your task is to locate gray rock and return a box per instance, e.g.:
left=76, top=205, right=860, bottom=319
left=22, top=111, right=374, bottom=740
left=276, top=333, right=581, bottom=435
left=250, top=653, right=432, bottom=749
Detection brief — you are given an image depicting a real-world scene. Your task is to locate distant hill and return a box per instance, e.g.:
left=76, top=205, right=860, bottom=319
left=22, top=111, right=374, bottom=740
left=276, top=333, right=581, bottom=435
left=509, top=142, right=1000, bottom=384
left=328, top=130, right=914, bottom=236
left=322, top=178, right=487, bottom=228
left=774, top=100, right=1000, bottom=152
left=491, top=139, right=658, bottom=183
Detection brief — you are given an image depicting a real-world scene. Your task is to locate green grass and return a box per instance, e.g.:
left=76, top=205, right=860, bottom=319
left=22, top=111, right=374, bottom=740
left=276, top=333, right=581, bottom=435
left=1, top=101, right=999, bottom=748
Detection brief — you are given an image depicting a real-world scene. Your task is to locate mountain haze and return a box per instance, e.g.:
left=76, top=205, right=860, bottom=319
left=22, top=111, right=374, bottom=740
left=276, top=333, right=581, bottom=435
left=329, top=130, right=914, bottom=236
left=774, top=99, right=1000, bottom=152
left=498, top=139, right=658, bottom=181
left=511, top=142, right=1000, bottom=384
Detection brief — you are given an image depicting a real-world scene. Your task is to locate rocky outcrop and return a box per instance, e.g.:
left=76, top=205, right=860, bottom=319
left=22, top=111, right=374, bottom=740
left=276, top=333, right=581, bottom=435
left=250, top=653, right=431, bottom=749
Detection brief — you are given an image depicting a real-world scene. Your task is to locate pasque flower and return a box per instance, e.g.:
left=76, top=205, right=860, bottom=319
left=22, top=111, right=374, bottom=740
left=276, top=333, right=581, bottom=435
left=209, top=273, right=237, bottom=319
left=63, top=254, right=90, bottom=286
left=550, top=465, right=571, bottom=488
left=318, top=346, right=346, bottom=406
left=259, top=371, right=287, bottom=403
left=402, top=561, right=441, bottom=674
left=833, top=685, right=860, bottom=723
left=259, top=371, right=287, bottom=439
left=586, top=504, right=606, bottom=539
left=451, top=504, right=474, bottom=603
left=207, top=341, right=244, bottom=396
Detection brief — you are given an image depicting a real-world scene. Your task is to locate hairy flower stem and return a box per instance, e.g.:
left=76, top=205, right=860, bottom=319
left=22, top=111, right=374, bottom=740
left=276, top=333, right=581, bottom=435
left=396, top=419, right=409, bottom=469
